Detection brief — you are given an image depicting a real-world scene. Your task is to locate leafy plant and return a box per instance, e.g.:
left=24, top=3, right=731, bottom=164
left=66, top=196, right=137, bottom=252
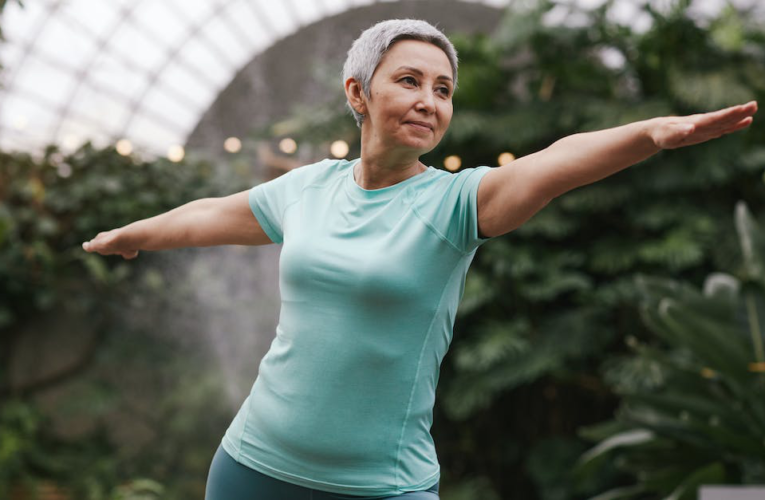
left=575, top=201, right=765, bottom=500
left=0, top=143, right=248, bottom=499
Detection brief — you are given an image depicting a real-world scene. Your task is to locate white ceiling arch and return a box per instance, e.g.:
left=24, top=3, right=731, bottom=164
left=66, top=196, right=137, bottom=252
left=0, top=0, right=511, bottom=156
left=1, top=0, right=756, bottom=157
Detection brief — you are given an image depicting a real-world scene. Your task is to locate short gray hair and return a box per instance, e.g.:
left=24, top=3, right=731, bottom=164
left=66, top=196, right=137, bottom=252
left=342, top=19, right=459, bottom=128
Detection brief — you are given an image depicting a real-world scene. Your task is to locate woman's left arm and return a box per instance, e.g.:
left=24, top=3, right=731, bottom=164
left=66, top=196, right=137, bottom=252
left=476, top=101, right=758, bottom=238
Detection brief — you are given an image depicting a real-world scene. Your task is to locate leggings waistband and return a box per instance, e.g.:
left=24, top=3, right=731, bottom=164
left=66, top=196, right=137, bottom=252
left=205, top=444, right=440, bottom=500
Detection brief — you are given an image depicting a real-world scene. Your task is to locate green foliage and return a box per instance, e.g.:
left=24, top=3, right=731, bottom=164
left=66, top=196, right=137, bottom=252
left=574, top=202, right=765, bottom=499
left=0, top=142, right=231, bottom=333
left=440, top=475, right=501, bottom=500
left=0, top=143, right=250, bottom=498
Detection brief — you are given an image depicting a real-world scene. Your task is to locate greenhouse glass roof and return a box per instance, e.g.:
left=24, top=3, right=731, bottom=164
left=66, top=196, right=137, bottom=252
left=0, top=0, right=755, bottom=157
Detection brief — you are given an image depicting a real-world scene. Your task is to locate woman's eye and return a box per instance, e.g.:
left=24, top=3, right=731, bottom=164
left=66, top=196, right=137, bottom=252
left=437, top=87, right=451, bottom=96
left=401, top=76, right=417, bottom=85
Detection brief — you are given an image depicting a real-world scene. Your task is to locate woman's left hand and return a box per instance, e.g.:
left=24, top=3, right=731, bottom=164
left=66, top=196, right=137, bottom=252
left=650, top=100, right=758, bottom=150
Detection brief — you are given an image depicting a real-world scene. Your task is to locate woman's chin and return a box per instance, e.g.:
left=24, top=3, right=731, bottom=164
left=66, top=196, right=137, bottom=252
left=395, top=138, right=439, bottom=155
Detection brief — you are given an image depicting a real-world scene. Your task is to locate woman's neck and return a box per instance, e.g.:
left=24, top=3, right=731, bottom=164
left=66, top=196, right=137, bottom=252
left=355, top=138, right=426, bottom=190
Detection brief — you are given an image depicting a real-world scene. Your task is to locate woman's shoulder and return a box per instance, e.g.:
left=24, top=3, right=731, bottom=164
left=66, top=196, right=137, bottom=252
left=412, top=165, right=493, bottom=194
left=285, top=157, right=353, bottom=185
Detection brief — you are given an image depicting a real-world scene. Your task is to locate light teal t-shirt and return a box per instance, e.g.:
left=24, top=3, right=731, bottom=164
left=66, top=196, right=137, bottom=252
left=222, top=157, right=494, bottom=496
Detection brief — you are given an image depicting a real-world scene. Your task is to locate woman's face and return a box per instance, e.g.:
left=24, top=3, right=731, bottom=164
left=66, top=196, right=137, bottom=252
left=361, top=39, right=454, bottom=156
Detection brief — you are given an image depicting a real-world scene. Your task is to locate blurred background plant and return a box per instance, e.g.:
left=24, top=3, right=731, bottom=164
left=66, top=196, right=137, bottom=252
left=0, top=143, right=249, bottom=499
left=574, top=202, right=765, bottom=499
left=2, top=0, right=765, bottom=498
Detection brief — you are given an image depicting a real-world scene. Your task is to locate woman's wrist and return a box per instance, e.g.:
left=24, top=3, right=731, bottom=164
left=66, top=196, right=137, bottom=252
left=116, top=220, right=147, bottom=251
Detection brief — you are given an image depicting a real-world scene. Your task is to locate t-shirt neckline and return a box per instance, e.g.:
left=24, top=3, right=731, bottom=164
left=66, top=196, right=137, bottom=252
left=345, top=158, right=433, bottom=200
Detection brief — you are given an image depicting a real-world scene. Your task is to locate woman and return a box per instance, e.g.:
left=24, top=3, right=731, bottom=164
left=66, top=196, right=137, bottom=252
left=82, top=18, right=757, bottom=500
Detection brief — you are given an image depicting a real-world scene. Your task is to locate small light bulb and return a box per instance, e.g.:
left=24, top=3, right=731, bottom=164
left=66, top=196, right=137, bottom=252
left=444, top=155, right=461, bottom=172
left=13, top=115, right=28, bottom=130
left=224, top=137, right=242, bottom=153
left=168, top=145, right=185, bottom=162
left=62, top=134, right=79, bottom=151
left=330, top=140, right=349, bottom=158
left=279, top=138, right=297, bottom=154
left=498, top=152, right=516, bottom=165
left=116, top=139, right=133, bottom=156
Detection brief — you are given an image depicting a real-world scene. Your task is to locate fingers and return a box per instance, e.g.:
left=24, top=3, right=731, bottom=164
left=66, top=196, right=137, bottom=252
left=696, top=101, right=757, bottom=129
left=82, top=238, right=106, bottom=253
left=675, top=102, right=756, bottom=146
left=725, top=116, right=754, bottom=134
left=81, top=230, right=137, bottom=258
left=121, top=250, right=139, bottom=260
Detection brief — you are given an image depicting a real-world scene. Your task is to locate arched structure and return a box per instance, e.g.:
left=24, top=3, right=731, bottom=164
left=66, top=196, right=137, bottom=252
left=0, top=0, right=509, bottom=156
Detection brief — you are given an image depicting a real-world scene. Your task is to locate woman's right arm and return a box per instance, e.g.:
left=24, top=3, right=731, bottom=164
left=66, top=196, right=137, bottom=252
left=82, top=190, right=272, bottom=259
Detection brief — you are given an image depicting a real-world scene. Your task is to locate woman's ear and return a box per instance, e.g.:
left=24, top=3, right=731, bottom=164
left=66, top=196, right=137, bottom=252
left=344, top=77, right=367, bottom=116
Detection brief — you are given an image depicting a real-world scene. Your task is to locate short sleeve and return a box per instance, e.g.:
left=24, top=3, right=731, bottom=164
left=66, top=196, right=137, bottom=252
left=248, top=169, right=299, bottom=244
left=414, top=166, right=494, bottom=254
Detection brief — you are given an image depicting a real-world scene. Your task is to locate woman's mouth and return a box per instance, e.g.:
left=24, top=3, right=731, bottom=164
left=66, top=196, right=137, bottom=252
left=406, top=121, right=433, bottom=132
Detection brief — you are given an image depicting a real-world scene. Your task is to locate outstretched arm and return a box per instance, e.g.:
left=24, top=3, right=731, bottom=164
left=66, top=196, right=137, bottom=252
left=82, top=190, right=273, bottom=259
left=476, top=101, right=758, bottom=238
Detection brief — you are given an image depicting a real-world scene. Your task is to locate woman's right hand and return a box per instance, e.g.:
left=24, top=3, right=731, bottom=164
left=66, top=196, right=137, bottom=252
left=82, top=228, right=140, bottom=260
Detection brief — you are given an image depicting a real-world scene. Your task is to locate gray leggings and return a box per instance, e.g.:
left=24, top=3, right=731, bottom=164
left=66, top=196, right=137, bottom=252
left=205, top=444, right=440, bottom=499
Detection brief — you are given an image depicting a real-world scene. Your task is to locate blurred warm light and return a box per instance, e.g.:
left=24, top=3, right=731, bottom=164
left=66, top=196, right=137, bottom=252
left=498, top=152, right=516, bottom=165
left=330, top=140, right=349, bottom=158
left=168, top=145, right=185, bottom=162
left=116, top=139, right=133, bottom=156
left=444, top=155, right=461, bottom=172
left=224, top=137, right=242, bottom=153
left=279, top=137, right=297, bottom=154
left=12, top=115, right=28, bottom=130
left=62, top=134, right=79, bottom=150
left=750, top=362, right=765, bottom=373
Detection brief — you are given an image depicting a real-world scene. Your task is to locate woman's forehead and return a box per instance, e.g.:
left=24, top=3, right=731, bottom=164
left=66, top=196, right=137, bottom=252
left=378, top=40, right=453, bottom=76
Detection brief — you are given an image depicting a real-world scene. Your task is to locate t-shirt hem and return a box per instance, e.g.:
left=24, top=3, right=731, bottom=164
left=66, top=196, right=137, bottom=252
left=219, top=437, right=440, bottom=496
left=220, top=434, right=240, bottom=463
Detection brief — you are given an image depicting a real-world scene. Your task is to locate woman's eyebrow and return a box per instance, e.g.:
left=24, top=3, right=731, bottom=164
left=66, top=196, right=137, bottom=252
left=395, top=65, right=453, bottom=83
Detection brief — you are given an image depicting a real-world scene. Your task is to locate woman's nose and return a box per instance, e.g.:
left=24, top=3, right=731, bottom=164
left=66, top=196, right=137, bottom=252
left=415, top=89, right=436, bottom=113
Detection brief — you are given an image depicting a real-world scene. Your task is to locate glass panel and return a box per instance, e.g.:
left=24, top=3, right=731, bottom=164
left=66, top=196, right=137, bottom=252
left=157, top=60, right=215, bottom=109
left=0, top=42, right=24, bottom=75
left=0, top=95, right=55, bottom=148
left=106, top=22, right=168, bottom=72
left=256, top=0, right=297, bottom=36
left=177, top=36, right=233, bottom=87
left=1, top=1, right=48, bottom=44
left=125, top=114, right=184, bottom=154
left=199, top=12, right=253, bottom=67
left=56, top=117, right=110, bottom=151
left=12, top=54, right=77, bottom=105
left=317, top=0, right=351, bottom=17
left=163, top=0, right=211, bottom=25
left=223, top=1, right=271, bottom=47
left=57, top=1, right=123, bottom=41
left=284, top=0, right=322, bottom=26
left=71, top=86, right=134, bottom=137
left=139, top=88, right=199, bottom=132
left=88, top=50, right=152, bottom=103
left=131, top=2, right=187, bottom=46
left=34, top=15, right=98, bottom=70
